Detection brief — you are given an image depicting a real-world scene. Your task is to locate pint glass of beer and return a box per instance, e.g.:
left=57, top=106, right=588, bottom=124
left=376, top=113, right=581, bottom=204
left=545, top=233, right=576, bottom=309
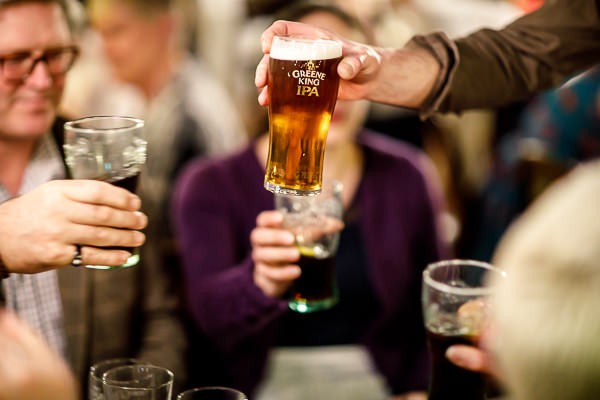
left=264, top=35, right=342, bottom=196
left=422, top=259, right=506, bottom=400
left=64, top=116, right=147, bottom=269
left=275, top=181, right=344, bottom=312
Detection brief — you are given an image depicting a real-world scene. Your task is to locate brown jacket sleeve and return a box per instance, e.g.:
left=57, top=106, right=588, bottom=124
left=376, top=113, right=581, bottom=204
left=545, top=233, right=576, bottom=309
left=414, top=0, right=600, bottom=116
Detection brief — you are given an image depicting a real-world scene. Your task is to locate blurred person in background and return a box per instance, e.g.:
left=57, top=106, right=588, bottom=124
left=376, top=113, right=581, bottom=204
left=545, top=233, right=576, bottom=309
left=447, top=158, right=600, bottom=399
left=0, top=0, right=187, bottom=395
left=76, top=1, right=248, bottom=358
left=489, top=158, right=600, bottom=400
left=67, top=0, right=246, bottom=261
left=173, top=3, right=450, bottom=399
left=469, top=64, right=600, bottom=261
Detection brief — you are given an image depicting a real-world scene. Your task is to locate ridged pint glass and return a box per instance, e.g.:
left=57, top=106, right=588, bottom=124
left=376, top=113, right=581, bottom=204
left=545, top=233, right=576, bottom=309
left=422, top=259, right=506, bottom=400
left=264, top=35, right=342, bottom=196
left=275, top=181, right=344, bottom=312
left=64, top=116, right=146, bottom=269
left=89, top=358, right=144, bottom=400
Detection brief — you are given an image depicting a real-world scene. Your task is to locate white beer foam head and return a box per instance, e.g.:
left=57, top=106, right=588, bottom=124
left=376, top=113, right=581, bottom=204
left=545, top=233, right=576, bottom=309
left=270, top=36, right=342, bottom=60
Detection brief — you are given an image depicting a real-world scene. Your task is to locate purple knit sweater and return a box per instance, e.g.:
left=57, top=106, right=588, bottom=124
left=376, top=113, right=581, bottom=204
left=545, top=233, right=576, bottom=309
left=172, top=130, right=450, bottom=395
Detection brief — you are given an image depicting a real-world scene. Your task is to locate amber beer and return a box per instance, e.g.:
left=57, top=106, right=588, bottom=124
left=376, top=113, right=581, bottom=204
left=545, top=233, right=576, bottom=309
left=265, top=36, right=342, bottom=195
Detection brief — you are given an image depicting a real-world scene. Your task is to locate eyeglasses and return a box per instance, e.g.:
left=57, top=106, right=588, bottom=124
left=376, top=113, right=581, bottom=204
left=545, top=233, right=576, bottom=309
left=0, top=46, right=79, bottom=82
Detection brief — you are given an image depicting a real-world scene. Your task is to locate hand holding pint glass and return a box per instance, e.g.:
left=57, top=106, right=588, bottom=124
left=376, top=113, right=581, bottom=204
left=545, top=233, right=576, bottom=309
left=422, top=259, right=506, bottom=400
left=275, top=181, right=344, bottom=312
left=64, top=116, right=147, bottom=269
left=264, top=35, right=342, bottom=195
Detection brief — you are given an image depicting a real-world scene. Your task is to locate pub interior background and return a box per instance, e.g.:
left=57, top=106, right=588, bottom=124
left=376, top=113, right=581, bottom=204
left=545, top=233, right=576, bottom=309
left=44, top=0, right=599, bottom=397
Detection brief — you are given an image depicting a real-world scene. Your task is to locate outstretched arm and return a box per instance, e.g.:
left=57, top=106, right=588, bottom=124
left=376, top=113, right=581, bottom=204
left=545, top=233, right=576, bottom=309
left=257, top=0, right=600, bottom=117
left=255, top=20, right=439, bottom=110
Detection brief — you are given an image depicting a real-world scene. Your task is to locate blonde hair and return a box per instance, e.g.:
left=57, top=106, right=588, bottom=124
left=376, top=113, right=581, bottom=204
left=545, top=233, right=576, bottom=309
left=491, top=160, right=600, bottom=400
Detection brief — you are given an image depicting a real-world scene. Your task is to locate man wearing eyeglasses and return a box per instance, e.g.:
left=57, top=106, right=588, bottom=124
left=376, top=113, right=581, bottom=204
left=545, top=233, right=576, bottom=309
left=0, top=0, right=187, bottom=396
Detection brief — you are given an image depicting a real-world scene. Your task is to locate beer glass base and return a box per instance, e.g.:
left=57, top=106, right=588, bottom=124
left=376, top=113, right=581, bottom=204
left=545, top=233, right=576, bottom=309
left=264, top=181, right=321, bottom=196
left=84, top=251, right=140, bottom=270
left=288, top=296, right=338, bottom=313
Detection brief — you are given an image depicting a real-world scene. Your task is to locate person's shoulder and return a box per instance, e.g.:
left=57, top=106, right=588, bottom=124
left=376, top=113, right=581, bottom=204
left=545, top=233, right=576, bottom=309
left=172, top=143, right=261, bottom=212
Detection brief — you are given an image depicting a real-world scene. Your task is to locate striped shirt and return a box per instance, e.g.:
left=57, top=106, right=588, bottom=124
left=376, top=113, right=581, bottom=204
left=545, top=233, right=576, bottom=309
left=1, top=133, right=67, bottom=357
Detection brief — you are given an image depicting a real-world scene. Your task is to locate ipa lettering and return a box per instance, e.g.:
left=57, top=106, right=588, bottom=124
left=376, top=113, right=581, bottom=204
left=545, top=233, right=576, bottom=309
left=296, top=85, right=320, bottom=96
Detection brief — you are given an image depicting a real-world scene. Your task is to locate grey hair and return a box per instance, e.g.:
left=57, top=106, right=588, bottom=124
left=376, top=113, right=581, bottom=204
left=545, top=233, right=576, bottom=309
left=0, top=0, right=86, bottom=35
left=491, top=160, right=600, bottom=400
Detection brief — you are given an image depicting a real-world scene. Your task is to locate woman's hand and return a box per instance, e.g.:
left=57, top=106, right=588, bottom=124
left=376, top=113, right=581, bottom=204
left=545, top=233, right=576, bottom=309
left=251, top=210, right=301, bottom=298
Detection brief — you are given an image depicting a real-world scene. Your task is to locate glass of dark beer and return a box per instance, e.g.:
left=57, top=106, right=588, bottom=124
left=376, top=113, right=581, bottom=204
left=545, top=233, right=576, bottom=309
left=264, top=35, right=342, bottom=196
left=63, top=116, right=147, bottom=269
left=422, top=259, right=506, bottom=400
left=275, top=180, right=344, bottom=312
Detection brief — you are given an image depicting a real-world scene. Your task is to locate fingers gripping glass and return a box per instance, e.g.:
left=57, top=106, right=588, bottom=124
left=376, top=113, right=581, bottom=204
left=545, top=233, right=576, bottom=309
left=0, top=46, right=79, bottom=82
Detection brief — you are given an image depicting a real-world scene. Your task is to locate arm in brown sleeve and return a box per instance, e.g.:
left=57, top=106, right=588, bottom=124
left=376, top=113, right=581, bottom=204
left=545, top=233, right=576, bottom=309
left=416, top=0, right=600, bottom=116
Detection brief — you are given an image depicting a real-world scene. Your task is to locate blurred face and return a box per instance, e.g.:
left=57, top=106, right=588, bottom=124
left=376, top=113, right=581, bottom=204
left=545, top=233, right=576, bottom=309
left=299, top=11, right=370, bottom=148
left=90, top=2, right=168, bottom=86
left=0, top=2, right=72, bottom=140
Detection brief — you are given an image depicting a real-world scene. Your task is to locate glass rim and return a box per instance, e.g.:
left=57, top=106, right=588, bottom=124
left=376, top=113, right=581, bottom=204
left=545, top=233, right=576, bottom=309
left=90, top=357, right=143, bottom=378
left=274, top=179, right=343, bottom=200
left=177, top=386, right=248, bottom=399
left=64, top=115, right=144, bottom=133
left=102, top=364, right=174, bottom=390
left=423, top=259, right=506, bottom=296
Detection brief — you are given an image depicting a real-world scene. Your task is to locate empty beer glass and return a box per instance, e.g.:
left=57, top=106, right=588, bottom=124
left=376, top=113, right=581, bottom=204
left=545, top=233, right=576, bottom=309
left=275, top=180, right=344, bottom=312
left=102, top=364, right=174, bottom=400
left=422, top=259, right=506, bottom=400
left=264, top=35, right=342, bottom=195
left=64, top=116, right=146, bottom=269
left=89, top=358, right=145, bottom=400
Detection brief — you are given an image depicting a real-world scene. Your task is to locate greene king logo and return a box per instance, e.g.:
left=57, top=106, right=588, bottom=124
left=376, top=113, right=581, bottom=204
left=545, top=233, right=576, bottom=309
left=291, top=60, right=326, bottom=97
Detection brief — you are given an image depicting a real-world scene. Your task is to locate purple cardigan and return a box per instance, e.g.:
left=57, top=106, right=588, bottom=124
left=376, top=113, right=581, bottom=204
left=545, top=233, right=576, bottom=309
left=172, top=130, right=450, bottom=395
